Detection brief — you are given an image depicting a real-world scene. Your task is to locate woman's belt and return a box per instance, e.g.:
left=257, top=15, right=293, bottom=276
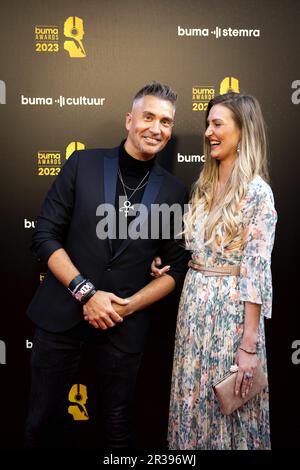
left=188, top=260, right=240, bottom=276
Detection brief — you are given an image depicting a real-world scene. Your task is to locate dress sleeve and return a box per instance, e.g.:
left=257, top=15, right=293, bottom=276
left=239, top=183, right=277, bottom=318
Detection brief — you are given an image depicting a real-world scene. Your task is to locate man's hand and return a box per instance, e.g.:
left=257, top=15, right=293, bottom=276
left=83, top=291, right=130, bottom=330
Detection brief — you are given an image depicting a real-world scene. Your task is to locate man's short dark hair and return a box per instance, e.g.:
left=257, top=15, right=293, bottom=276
left=133, top=82, right=177, bottom=107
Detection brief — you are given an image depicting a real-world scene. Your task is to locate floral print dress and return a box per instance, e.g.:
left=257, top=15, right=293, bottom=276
left=168, top=176, right=277, bottom=450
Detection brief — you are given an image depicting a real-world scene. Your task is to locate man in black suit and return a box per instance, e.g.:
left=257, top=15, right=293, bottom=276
left=25, top=82, right=189, bottom=449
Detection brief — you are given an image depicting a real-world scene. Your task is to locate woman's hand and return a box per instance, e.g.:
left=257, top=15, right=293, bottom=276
left=234, top=348, right=259, bottom=398
left=150, top=256, right=170, bottom=278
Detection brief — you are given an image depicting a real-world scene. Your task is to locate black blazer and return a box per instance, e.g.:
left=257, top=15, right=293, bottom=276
left=27, top=146, right=189, bottom=353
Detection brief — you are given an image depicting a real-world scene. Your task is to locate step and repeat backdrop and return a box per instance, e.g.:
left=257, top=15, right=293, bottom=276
left=1, top=0, right=299, bottom=449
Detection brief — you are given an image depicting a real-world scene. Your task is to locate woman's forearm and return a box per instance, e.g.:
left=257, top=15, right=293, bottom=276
left=240, top=301, right=261, bottom=351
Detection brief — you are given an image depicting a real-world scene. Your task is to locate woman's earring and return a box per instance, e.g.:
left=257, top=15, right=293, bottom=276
left=237, top=143, right=240, bottom=154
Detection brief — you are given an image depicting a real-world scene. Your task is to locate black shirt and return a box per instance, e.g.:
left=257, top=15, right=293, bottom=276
left=112, top=144, right=156, bottom=254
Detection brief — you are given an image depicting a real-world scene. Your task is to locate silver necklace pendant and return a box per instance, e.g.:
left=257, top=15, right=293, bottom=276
left=119, top=200, right=135, bottom=217
left=118, top=167, right=149, bottom=218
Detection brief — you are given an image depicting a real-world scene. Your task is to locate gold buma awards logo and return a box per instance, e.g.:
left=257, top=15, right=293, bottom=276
left=64, top=16, right=86, bottom=58
left=37, top=141, right=85, bottom=176
left=68, top=384, right=89, bottom=420
left=192, top=86, right=215, bottom=111
left=35, top=16, right=86, bottom=58
left=66, top=141, right=85, bottom=160
left=35, top=24, right=59, bottom=53
left=219, top=76, right=239, bottom=94
left=192, top=77, right=240, bottom=111
left=37, top=151, right=61, bottom=176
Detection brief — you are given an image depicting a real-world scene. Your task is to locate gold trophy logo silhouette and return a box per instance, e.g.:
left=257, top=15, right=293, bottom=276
left=219, top=77, right=239, bottom=95
left=64, top=16, right=86, bottom=58
left=65, top=141, right=85, bottom=160
left=68, top=384, right=89, bottom=420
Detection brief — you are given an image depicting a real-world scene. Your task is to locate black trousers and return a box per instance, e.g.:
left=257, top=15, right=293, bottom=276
left=24, top=324, right=142, bottom=449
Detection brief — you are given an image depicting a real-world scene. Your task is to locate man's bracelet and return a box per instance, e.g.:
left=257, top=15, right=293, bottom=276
left=68, top=274, right=97, bottom=304
left=81, top=288, right=97, bottom=305
left=73, top=280, right=95, bottom=304
left=68, top=274, right=86, bottom=294
left=239, top=347, right=257, bottom=355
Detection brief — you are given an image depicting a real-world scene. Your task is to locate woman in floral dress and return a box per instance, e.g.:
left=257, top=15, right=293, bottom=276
left=167, top=92, right=277, bottom=449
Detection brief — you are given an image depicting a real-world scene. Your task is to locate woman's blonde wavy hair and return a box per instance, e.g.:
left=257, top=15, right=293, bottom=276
left=184, top=92, right=269, bottom=251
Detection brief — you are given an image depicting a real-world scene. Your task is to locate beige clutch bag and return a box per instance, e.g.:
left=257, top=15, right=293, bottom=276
left=212, top=363, right=268, bottom=416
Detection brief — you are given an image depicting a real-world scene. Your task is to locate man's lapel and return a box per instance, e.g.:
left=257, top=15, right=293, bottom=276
left=103, top=149, right=119, bottom=253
